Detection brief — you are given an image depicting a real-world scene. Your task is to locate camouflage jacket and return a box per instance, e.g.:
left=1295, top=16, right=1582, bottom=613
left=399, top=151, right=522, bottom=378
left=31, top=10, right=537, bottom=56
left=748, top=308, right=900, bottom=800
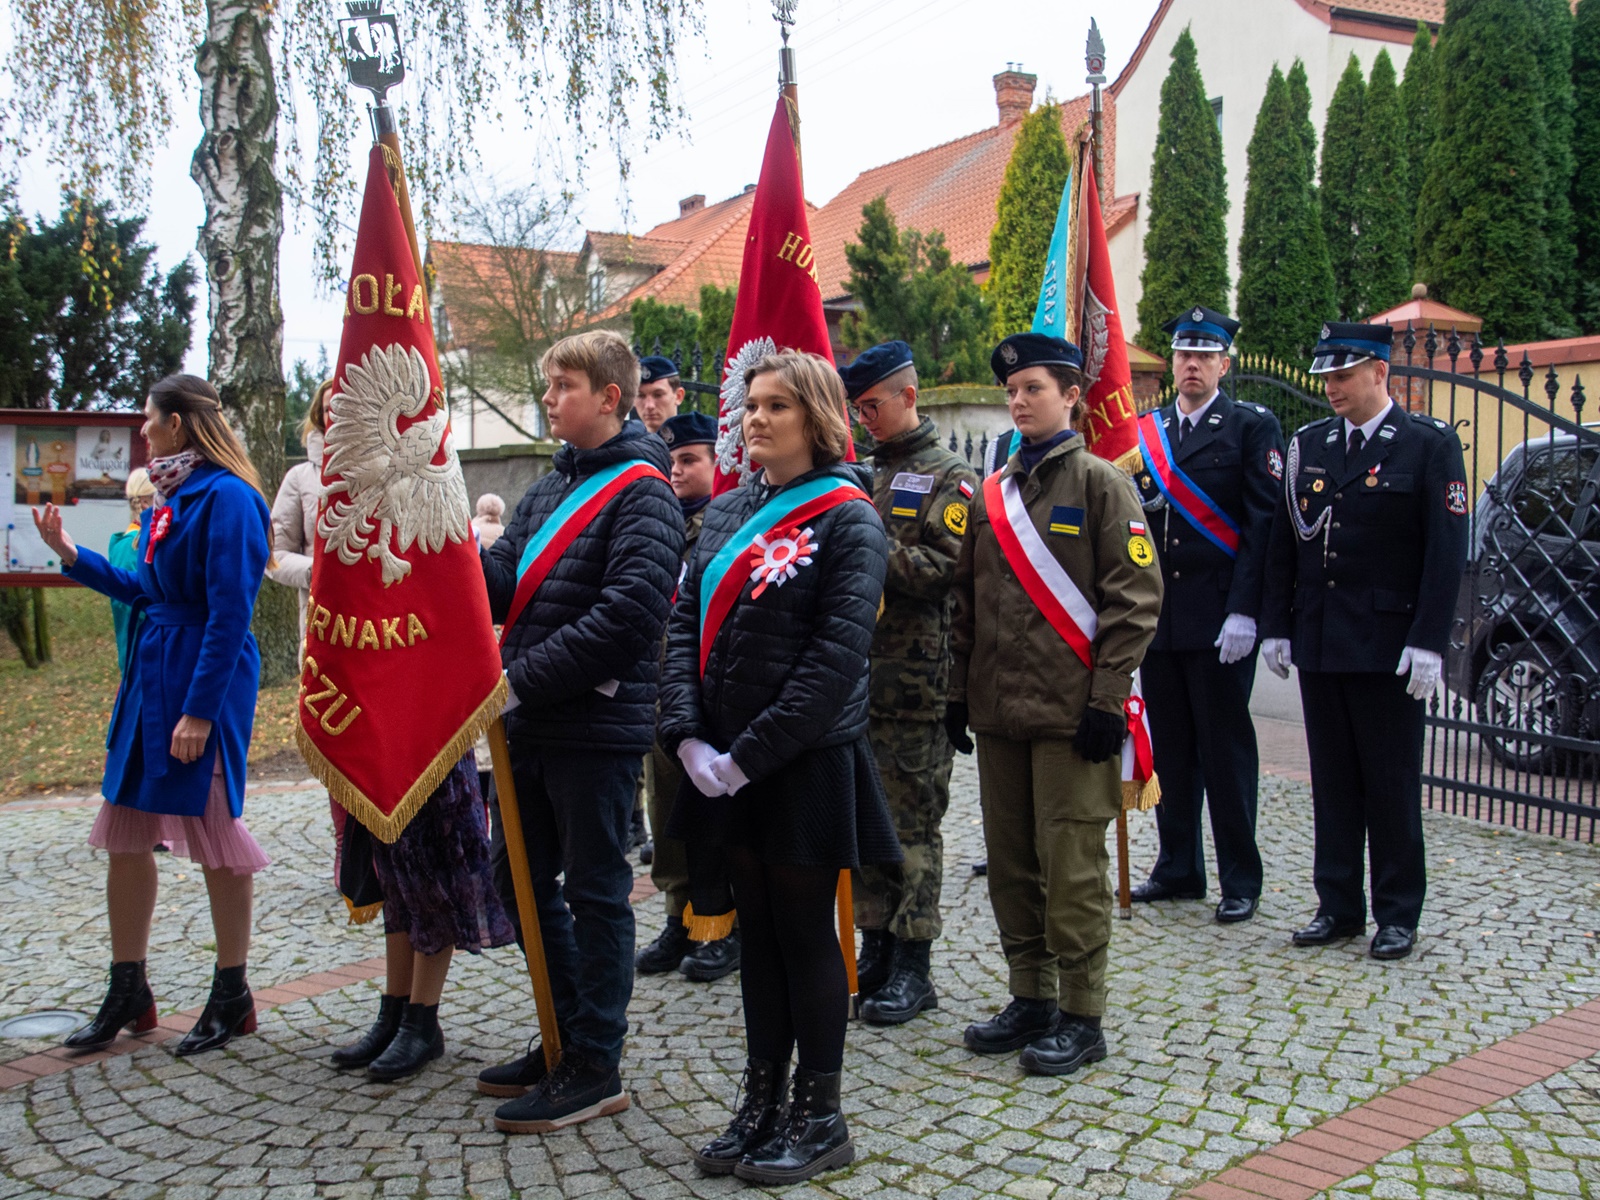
left=868, top=416, right=980, bottom=721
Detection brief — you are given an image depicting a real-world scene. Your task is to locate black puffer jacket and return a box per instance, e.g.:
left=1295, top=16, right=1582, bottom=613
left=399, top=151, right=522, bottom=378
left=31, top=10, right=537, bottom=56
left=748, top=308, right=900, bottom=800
left=483, top=424, right=684, bottom=755
left=659, top=463, right=888, bottom=782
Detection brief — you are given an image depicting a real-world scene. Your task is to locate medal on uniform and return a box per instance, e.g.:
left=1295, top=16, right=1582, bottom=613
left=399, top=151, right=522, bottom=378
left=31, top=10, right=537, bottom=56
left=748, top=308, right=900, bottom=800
left=1312, top=479, right=1324, bottom=493
left=1365, top=464, right=1381, bottom=488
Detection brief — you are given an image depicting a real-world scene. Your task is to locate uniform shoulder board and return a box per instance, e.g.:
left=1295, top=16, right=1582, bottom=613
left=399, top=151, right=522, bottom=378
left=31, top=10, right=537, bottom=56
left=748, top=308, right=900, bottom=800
left=1247, top=403, right=1271, bottom=417
left=1408, top=411, right=1453, bottom=433
left=1294, top=415, right=1334, bottom=435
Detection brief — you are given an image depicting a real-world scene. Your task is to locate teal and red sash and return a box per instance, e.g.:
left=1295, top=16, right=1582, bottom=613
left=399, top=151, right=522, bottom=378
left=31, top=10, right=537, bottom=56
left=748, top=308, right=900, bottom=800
left=983, top=472, right=1098, bottom=669
left=1135, top=411, right=1241, bottom=558
left=500, top=459, right=669, bottom=645
left=697, top=476, right=870, bottom=675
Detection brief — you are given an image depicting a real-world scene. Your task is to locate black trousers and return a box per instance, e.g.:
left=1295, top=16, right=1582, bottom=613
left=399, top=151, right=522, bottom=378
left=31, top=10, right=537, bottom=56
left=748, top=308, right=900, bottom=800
left=1142, top=648, right=1264, bottom=900
left=1297, top=670, right=1427, bottom=928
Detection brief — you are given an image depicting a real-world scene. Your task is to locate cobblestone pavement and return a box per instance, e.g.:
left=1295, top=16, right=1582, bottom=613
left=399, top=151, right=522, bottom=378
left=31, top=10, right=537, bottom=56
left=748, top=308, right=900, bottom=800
left=1316, top=1052, right=1600, bottom=1200
left=0, top=760, right=1596, bottom=1200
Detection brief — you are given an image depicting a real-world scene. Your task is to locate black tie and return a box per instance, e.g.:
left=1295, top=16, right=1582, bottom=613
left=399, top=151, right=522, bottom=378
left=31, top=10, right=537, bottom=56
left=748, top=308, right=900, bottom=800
left=1348, top=428, right=1366, bottom=461
left=1180, top=416, right=1193, bottom=445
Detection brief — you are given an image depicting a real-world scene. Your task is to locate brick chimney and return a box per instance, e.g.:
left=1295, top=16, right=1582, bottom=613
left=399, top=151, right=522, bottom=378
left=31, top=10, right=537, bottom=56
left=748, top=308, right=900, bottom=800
left=678, top=193, right=706, bottom=217
left=994, top=66, right=1037, bottom=126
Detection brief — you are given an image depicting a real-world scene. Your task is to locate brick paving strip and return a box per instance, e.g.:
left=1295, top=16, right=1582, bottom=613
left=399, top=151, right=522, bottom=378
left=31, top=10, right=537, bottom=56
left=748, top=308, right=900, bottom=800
left=1187, top=997, right=1600, bottom=1200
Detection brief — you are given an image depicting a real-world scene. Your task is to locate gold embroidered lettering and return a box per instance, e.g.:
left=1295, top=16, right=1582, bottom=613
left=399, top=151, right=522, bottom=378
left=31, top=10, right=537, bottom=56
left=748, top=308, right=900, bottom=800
left=407, top=284, right=426, bottom=321
left=777, top=232, right=804, bottom=262
left=382, top=616, right=403, bottom=649
left=319, top=692, right=362, bottom=735
left=407, top=613, right=428, bottom=645
left=357, top=619, right=380, bottom=650
left=331, top=614, right=357, bottom=647
left=351, top=274, right=379, bottom=315
left=383, top=273, right=405, bottom=317
left=309, top=604, right=331, bottom=641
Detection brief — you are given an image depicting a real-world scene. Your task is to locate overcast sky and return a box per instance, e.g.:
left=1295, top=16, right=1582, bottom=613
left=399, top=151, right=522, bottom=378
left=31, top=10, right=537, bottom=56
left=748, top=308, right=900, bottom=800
left=12, top=0, right=1162, bottom=379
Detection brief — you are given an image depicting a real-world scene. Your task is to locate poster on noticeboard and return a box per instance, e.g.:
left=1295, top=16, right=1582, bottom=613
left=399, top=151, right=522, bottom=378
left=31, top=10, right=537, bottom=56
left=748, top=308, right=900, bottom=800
left=2, top=416, right=142, bottom=579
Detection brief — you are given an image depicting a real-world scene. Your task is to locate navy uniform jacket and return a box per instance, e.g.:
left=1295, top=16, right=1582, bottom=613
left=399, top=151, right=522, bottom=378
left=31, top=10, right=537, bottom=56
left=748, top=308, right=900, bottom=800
left=1135, top=394, right=1285, bottom=653
left=1260, top=405, right=1469, bottom=673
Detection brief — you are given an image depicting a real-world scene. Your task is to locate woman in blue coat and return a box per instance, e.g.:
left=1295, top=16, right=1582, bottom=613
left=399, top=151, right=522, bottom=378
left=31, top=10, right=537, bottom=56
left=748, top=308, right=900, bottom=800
left=33, top=374, right=273, bottom=1057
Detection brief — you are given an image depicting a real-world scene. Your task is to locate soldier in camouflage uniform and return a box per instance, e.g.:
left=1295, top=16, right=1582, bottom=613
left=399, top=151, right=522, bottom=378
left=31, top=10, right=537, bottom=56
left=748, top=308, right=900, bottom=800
left=839, top=341, right=980, bottom=1026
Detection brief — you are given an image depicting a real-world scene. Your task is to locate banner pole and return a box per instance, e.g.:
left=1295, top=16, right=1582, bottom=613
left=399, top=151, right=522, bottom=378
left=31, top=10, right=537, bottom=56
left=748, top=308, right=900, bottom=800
left=489, top=716, right=562, bottom=1070
left=837, top=869, right=859, bottom=1016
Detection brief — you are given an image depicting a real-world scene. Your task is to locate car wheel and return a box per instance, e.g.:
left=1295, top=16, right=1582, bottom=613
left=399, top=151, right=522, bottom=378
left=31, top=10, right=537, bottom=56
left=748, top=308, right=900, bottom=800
left=1475, top=641, right=1564, bottom=774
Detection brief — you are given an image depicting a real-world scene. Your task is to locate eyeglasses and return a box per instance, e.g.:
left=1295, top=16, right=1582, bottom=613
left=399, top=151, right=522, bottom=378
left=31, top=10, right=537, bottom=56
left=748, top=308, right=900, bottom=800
left=847, top=398, right=882, bottom=422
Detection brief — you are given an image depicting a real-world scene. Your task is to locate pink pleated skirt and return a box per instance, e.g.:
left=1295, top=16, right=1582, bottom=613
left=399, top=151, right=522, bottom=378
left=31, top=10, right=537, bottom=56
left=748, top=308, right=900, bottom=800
left=88, top=759, right=271, bottom=875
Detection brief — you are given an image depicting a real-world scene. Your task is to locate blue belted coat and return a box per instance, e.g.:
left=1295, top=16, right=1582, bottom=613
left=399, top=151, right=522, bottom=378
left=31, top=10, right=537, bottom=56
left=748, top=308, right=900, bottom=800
left=66, top=463, right=270, bottom=818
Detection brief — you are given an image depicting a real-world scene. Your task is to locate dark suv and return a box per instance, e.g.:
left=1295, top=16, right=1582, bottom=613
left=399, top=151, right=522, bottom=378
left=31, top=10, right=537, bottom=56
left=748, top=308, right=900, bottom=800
left=1448, top=429, right=1600, bottom=772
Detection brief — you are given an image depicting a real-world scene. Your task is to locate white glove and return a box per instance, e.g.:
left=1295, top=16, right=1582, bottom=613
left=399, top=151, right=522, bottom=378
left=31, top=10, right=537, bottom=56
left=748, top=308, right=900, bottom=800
left=501, top=670, right=521, bottom=714
left=1215, top=614, right=1258, bottom=665
left=1262, top=638, right=1292, bottom=680
left=1396, top=646, right=1443, bottom=700
left=710, top=752, right=751, bottom=796
left=678, top=738, right=729, bottom=797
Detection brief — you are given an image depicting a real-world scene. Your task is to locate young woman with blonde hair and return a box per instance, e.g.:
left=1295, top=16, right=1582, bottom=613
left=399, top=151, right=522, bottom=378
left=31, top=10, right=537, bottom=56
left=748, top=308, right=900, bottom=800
left=34, top=373, right=273, bottom=1057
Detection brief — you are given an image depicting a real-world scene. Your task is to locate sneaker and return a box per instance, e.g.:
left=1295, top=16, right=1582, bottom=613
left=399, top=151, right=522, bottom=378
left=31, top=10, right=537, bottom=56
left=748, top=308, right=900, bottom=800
left=476, top=1040, right=554, bottom=1097
left=493, top=1050, right=630, bottom=1134
left=636, top=916, right=691, bottom=974
left=680, top=931, right=741, bottom=982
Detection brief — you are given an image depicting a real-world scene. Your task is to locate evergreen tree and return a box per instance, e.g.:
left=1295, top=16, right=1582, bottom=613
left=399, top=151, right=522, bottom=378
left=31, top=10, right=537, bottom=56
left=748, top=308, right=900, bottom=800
left=1574, top=0, right=1600, bottom=332
left=1134, top=26, right=1230, bottom=357
left=1416, top=0, right=1553, bottom=342
left=1536, top=0, right=1577, bottom=332
left=629, top=297, right=700, bottom=361
left=697, top=283, right=738, bottom=377
left=987, top=101, right=1071, bottom=339
left=843, top=196, right=991, bottom=384
left=1320, top=54, right=1366, bottom=319
left=1399, top=23, right=1435, bottom=232
left=1237, top=65, right=1337, bottom=363
left=1286, top=60, right=1318, bottom=183
left=1353, top=50, right=1413, bottom=316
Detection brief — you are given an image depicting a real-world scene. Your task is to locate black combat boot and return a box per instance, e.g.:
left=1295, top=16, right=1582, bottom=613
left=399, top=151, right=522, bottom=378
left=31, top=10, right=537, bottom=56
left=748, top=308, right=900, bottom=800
left=691, top=1058, right=790, bottom=1174
left=1018, top=1013, right=1108, bottom=1076
left=477, top=1038, right=557, bottom=1097
left=64, top=960, right=157, bottom=1052
left=494, top=1048, right=630, bottom=1133
left=854, top=929, right=895, bottom=998
left=635, top=915, right=692, bottom=974
left=680, top=930, right=741, bottom=982
left=175, top=964, right=255, bottom=1056
left=330, top=993, right=405, bottom=1068
left=734, top=1066, right=854, bottom=1184
left=962, top=996, right=1056, bottom=1054
left=860, top=939, right=937, bottom=1026
left=367, top=1002, right=444, bottom=1081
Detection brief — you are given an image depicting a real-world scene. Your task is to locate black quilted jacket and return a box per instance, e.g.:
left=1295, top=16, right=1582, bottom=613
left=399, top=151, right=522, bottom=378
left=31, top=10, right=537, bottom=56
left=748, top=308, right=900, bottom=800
left=658, top=463, right=888, bottom=782
left=483, top=424, right=684, bottom=755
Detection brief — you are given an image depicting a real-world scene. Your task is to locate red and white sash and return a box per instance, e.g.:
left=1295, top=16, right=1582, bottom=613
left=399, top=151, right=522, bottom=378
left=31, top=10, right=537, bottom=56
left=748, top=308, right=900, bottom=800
left=983, top=472, right=1098, bottom=669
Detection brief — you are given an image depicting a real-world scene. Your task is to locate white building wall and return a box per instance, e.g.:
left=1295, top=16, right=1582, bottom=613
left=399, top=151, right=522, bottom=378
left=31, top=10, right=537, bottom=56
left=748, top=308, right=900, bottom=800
left=1110, top=0, right=1415, bottom=322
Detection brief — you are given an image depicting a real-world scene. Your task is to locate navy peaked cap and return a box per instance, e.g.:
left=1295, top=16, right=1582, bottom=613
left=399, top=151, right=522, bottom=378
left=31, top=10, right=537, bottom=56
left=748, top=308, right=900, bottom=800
left=991, top=332, right=1084, bottom=382
left=660, top=412, right=717, bottom=448
left=1310, top=321, right=1394, bottom=374
left=638, top=355, right=681, bottom=385
left=837, top=341, right=915, bottom=401
left=1162, top=305, right=1239, bottom=351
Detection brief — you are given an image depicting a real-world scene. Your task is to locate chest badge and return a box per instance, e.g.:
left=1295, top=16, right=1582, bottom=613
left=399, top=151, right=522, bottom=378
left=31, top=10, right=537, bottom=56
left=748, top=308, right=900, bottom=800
left=748, top=525, right=817, bottom=599
left=943, top=502, right=968, bottom=536
left=1311, top=479, right=1325, bottom=493
left=1049, top=505, right=1084, bottom=537
left=889, top=489, right=922, bottom=520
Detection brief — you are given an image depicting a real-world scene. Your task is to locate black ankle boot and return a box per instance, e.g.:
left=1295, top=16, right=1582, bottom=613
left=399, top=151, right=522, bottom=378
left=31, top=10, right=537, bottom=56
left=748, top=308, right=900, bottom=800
left=733, top=1067, right=854, bottom=1184
left=367, top=1002, right=444, bottom=1082
left=691, top=1058, right=790, bottom=1175
left=65, top=960, right=157, bottom=1053
left=175, top=964, right=255, bottom=1057
left=331, top=994, right=406, bottom=1069
left=860, top=939, right=938, bottom=1026
left=855, top=929, right=895, bottom=997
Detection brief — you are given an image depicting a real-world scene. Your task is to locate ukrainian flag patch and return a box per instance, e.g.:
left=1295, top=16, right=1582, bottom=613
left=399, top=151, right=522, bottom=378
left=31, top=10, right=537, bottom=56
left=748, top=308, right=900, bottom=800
left=1049, top=505, right=1084, bottom=537
left=890, top=489, right=922, bottom=520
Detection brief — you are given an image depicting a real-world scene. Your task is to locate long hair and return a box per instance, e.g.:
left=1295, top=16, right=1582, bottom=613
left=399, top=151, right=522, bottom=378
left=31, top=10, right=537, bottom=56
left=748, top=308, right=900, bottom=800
left=147, top=374, right=268, bottom=502
left=302, top=379, right=335, bottom=442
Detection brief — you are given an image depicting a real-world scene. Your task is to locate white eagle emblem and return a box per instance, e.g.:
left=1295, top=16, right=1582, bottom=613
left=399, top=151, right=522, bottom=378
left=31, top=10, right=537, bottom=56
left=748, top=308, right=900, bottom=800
left=716, top=337, right=777, bottom=485
left=317, top=343, right=470, bottom=586
left=1080, top=284, right=1112, bottom=388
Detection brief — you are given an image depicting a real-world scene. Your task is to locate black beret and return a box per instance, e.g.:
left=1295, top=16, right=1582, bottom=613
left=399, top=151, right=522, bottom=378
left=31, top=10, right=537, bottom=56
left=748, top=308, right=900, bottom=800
left=638, top=355, right=681, bottom=385
left=991, top=332, right=1084, bottom=383
left=660, top=411, right=717, bottom=448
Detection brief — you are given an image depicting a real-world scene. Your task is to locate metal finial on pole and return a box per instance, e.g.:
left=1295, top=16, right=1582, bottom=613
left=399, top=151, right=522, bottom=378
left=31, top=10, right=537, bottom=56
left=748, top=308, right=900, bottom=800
left=774, top=0, right=798, bottom=90
left=1085, top=17, right=1107, bottom=207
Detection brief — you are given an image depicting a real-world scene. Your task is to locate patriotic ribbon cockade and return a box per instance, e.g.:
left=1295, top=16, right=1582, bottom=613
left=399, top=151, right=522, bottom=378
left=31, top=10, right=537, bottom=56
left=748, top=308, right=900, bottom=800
left=1135, top=412, right=1242, bottom=559
left=697, top=477, right=870, bottom=674
left=982, top=472, right=1099, bottom=670
left=500, top=460, right=669, bottom=643
left=1122, top=677, right=1160, bottom=811
left=295, top=144, right=505, bottom=844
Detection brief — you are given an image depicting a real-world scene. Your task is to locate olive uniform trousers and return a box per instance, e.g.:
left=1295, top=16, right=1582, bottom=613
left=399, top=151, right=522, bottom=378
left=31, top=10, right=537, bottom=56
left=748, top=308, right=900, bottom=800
left=645, top=745, right=690, bottom=920
left=976, top=733, right=1121, bottom=1017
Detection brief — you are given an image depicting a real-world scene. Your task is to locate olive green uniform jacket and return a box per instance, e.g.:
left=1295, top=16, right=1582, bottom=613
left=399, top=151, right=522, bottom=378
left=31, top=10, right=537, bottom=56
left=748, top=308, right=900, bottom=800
left=951, top=435, right=1163, bottom=738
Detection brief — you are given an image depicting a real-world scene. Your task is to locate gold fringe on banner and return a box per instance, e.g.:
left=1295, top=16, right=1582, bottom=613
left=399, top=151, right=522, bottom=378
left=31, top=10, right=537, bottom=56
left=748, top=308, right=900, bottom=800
left=1123, top=772, right=1161, bottom=812
left=296, top=674, right=509, bottom=845
left=682, top=902, right=737, bottom=943
left=344, top=897, right=384, bottom=926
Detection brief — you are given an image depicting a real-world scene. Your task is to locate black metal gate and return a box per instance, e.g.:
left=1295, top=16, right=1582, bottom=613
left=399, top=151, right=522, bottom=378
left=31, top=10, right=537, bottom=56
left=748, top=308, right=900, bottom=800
left=1172, top=331, right=1600, bottom=842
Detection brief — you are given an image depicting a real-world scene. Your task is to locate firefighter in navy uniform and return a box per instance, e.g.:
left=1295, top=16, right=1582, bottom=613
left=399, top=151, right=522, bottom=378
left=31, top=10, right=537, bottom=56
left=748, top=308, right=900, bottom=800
left=1130, top=308, right=1284, bottom=923
left=1260, top=322, right=1468, bottom=962
left=839, top=340, right=979, bottom=1026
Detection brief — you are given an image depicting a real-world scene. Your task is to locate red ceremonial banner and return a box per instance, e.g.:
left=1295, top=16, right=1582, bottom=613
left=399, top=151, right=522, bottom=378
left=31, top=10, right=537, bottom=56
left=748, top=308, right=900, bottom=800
left=295, top=145, right=506, bottom=843
left=1072, top=153, right=1140, bottom=472
left=714, top=97, right=843, bottom=494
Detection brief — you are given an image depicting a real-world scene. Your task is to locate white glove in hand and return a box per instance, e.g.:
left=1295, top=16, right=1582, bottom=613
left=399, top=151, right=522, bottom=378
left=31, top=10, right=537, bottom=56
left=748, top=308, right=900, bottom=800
left=678, top=738, right=729, bottom=797
left=501, top=671, right=521, bottom=715
left=710, top=753, right=751, bottom=796
left=1215, top=614, right=1258, bottom=665
left=1261, top=638, right=1292, bottom=680
left=1396, top=646, right=1443, bottom=700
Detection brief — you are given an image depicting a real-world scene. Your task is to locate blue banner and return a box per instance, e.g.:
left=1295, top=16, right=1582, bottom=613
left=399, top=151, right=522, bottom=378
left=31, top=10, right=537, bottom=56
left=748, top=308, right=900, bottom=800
left=1030, top=166, right=1074, bottom=338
